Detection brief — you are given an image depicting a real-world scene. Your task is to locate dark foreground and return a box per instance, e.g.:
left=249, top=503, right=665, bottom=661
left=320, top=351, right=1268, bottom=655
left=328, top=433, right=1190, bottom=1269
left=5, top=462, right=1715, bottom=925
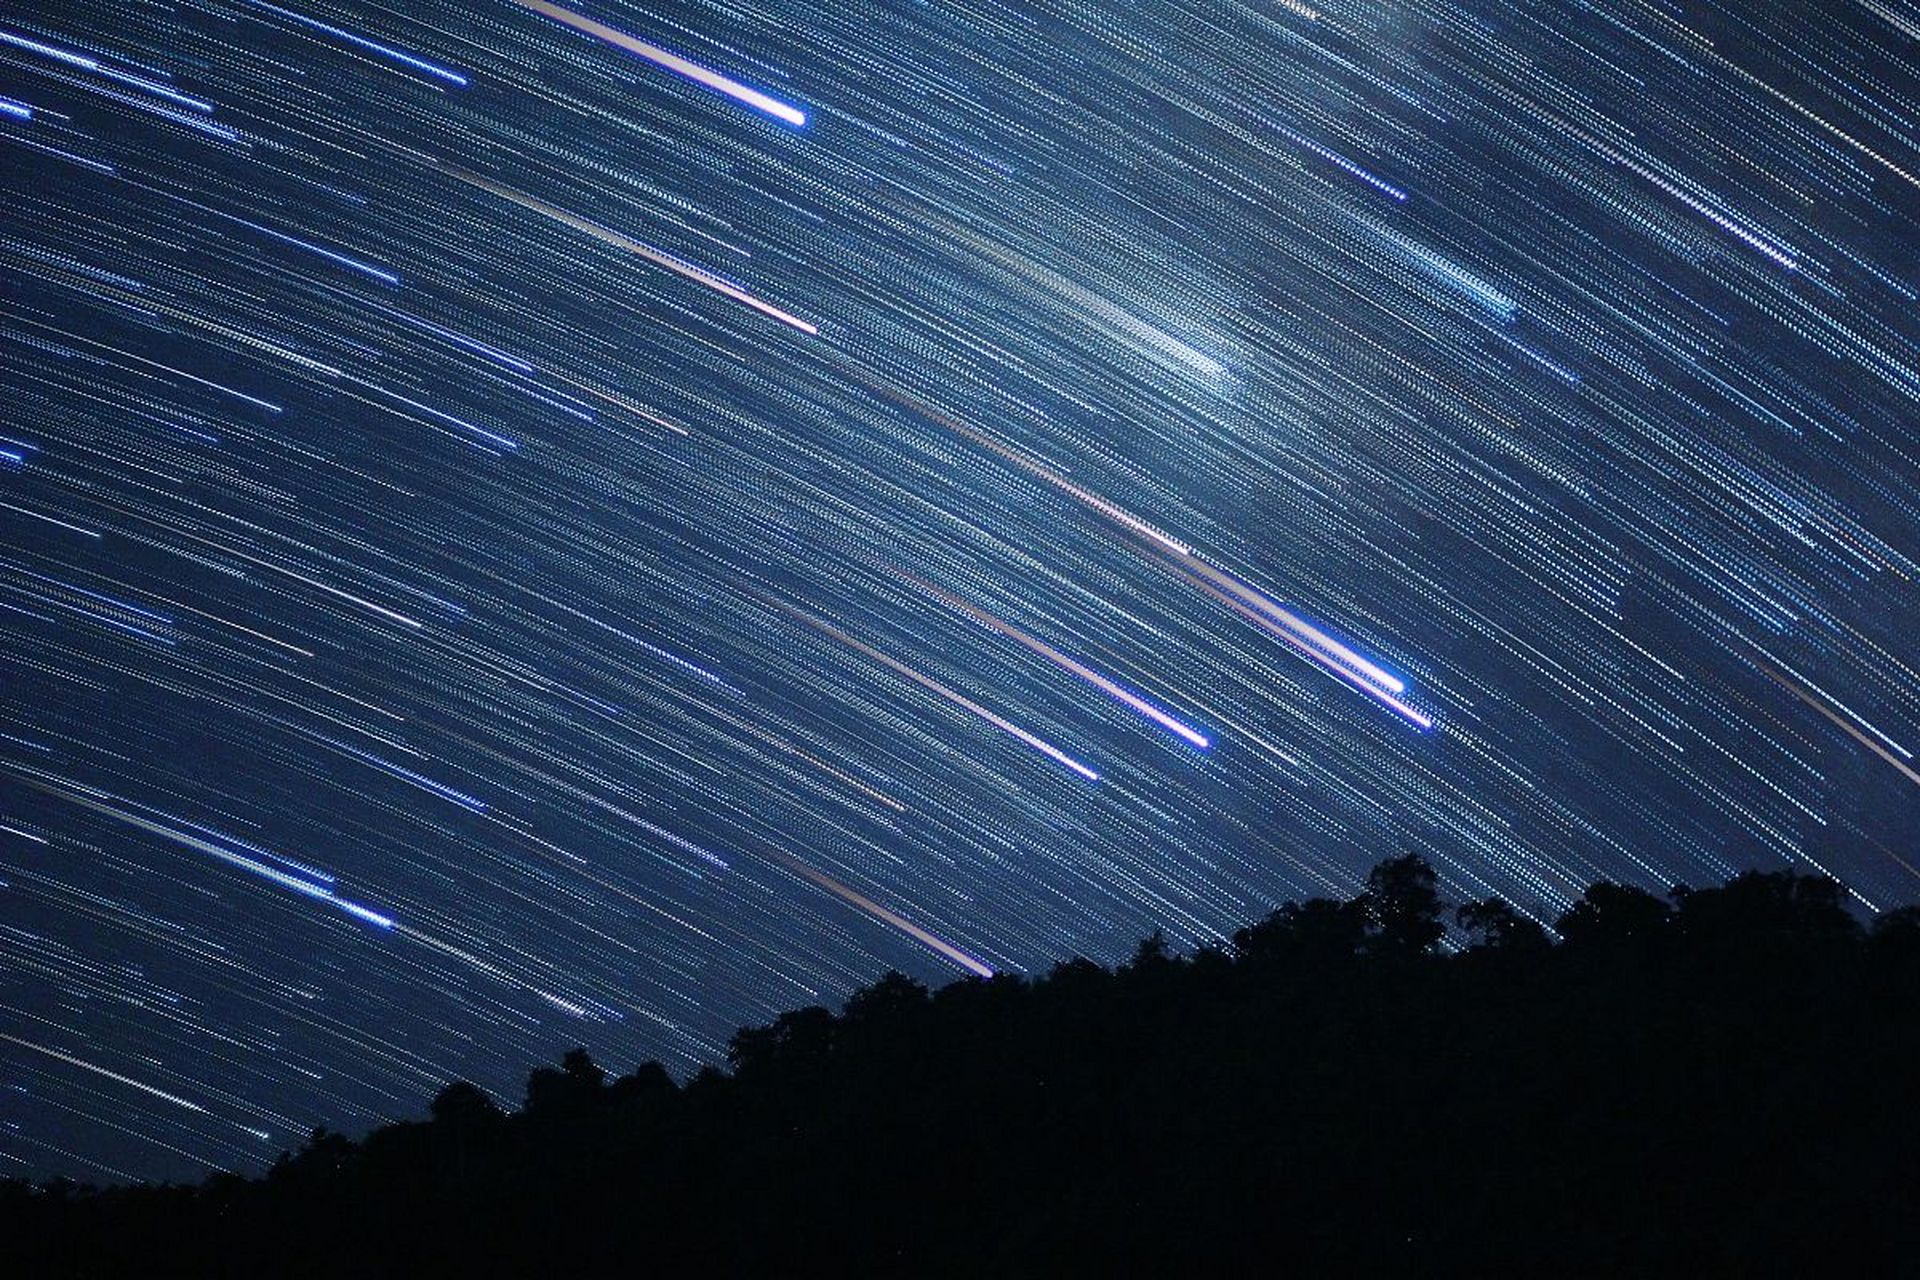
left=5, top=857, right=1918, bottom=1277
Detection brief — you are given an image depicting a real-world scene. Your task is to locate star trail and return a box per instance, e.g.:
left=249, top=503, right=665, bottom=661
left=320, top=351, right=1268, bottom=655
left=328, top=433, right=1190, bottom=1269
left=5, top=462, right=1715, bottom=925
left=1, top=0, right=1917, bottom=1182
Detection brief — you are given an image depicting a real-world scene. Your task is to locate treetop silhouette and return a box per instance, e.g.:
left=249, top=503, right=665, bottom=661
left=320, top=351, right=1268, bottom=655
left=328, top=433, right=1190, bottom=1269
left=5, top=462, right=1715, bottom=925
left=4, top=854, right=1916, bottom=1278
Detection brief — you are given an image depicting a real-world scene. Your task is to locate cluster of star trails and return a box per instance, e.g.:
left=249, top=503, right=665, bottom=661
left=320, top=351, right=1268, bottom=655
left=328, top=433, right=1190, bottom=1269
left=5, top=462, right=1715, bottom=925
left=1, top=0, right=1917, bottom=1181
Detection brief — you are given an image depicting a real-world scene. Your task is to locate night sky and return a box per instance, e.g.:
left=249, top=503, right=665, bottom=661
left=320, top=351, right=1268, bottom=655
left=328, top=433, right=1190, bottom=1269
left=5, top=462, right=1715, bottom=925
left=3, top=0, right=1919, bottom=1182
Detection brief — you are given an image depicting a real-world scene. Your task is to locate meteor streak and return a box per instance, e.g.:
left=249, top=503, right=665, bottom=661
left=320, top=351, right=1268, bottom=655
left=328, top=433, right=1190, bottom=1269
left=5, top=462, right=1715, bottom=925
left=1753, top=656, right=1920, bottom=789
left=0, top=768, right=399, bottom=928
left=0, top=1033, right=206, bottom=1113
left=767, top=850, right=993, bottom=977
left=765, top=595, right=1101, bottom=782
left=419, top=154, right=819, bottom=335
left=901, top=571, right=1211, bottom=749
left=860, top=374, right=1429, bottom=727
left=513, top=0, right=807, bottom=127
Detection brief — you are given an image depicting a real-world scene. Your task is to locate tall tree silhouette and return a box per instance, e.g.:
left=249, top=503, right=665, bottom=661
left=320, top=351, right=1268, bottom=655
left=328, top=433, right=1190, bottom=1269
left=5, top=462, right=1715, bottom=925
left=1360, top=854, right=1445, bottom=955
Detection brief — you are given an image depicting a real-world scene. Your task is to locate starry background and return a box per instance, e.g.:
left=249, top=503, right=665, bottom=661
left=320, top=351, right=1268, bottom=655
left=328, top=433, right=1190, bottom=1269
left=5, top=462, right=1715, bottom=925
left=2, top=0, right=1918, bottom=1182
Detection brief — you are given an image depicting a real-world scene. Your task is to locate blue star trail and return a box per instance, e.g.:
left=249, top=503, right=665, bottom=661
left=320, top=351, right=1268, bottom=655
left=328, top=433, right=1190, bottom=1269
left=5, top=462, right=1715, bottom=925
left=1, top=0, right=1917, bottom=1182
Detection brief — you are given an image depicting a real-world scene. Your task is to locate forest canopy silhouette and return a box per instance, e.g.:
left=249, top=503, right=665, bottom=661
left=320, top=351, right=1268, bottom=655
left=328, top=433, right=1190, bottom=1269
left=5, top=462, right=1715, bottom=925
left=5, top=855, right=1918, bottom=1277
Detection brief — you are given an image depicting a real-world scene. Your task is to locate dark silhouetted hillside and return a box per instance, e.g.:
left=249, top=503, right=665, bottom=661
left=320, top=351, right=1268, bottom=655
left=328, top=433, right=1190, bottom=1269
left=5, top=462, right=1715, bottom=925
left=5, top=856, right=1919, bottom=1277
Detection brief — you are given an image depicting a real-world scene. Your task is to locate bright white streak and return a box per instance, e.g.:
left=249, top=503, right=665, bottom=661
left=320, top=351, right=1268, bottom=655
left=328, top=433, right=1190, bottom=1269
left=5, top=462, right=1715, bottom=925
left=0, top=500, right=102, bottom=537
left=425, top=157, right=818, bottom=335
left=1752, top=646, right=1911, bottom=760
left=1754, top=657, right=1920, bottom=789
left=1173, top=552, right=1408, bottom=697
left=772, top=598, right=1101, bottom=781
left=165, top=526, right=423, bottom=629
left=860, top=374, right=1427, bottom=726
left=907, top=574, right=1211, bottom=749
left=933, top=415, right=1193, bottom=555
left=513, top=0, right=807, bottom=126
left=4, top=770, right=397, bottom=927
left=393, top=926, right=590, bottom=1017
left=1175, top=565, right=1433, bottom=729
left=0, top=1033, right=206, bottom=1113
left=769, top=852, right=994, bottom=977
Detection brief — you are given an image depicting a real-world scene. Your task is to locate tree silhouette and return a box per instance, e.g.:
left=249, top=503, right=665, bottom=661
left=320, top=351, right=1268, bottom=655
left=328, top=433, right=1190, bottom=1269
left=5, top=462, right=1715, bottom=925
left=1869, top=905, right=1920, bottom=967
left=1232, top=898, right=1366, bottom=963
left=1670, top=868, right=1860, bottom=949
left=266, top=1127, right=357, bottom=1188
left=1554, top=881, right=1671, bottom=947
left=729, top=1005, right=837, bottom=1075
left=841, top=971, right=930, bottom=1028
left=1456, top=896, right=1549, bottom=953
left=1122, top=930, right=1175, bottom=973
left=607, top=1061, right=676, bottom=1107
left=4, top=854, right=1917, bottom=1278
left=524, top=1047, right=606, bottom=1117
left=428, top=1081, right=503, bottom=1127
left=1360, top=854, right=1445, bottom=955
